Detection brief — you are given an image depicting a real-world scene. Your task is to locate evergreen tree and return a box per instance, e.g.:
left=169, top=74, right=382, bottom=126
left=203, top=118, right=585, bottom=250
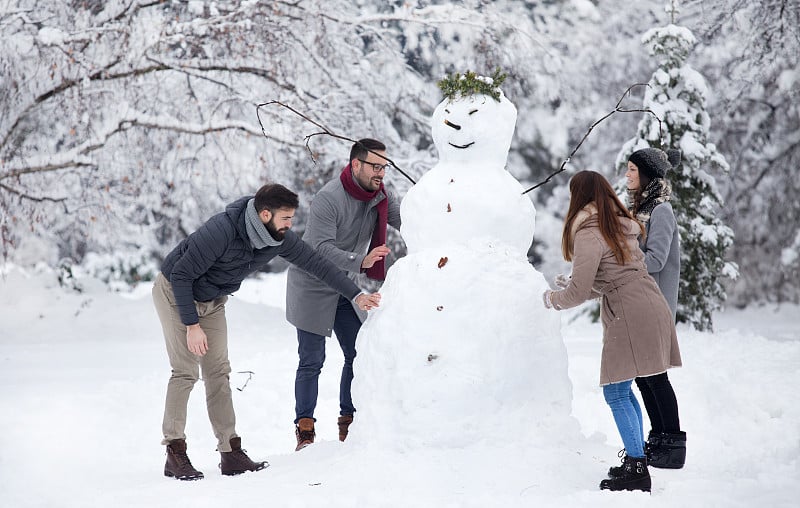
left=616, top=1, right=738, bottom=331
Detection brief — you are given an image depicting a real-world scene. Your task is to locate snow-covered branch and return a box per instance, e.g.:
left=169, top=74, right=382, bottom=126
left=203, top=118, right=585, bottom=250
left=2, top=109, right=299, bottom=182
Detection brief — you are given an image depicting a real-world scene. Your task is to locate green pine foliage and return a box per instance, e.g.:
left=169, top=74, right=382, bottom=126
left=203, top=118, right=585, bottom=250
left=616, top=22, right=738, bottom=331
left=437, top=68, right=507, bottom=102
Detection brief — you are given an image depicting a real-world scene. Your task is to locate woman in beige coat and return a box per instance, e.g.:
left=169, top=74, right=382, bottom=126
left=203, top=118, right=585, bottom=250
left=542, top=170, right=681, bottom=493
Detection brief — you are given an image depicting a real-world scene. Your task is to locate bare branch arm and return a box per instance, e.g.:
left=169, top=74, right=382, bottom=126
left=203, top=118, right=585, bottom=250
left=521, top=83, right=662, bottom=194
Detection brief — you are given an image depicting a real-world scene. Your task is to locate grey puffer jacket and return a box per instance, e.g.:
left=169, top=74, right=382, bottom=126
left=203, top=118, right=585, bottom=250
left=286, top=175, right=401, bottom=337
left=162, top=196, right=361, bottom=326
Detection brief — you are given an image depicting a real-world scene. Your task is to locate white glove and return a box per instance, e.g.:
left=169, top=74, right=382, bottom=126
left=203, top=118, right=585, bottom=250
left=554, top=273, right=571, bottom=289
left=542, top=290, right=553, bottom=309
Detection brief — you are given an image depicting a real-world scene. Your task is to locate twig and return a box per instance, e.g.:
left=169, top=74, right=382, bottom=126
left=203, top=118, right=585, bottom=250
left=236, top=370, right=255, bottom=392
left=0, top=182, right=67, bottom=203
left=256, top=101, right=417, bottom=185
left=521, top=83, right=663, bottom=194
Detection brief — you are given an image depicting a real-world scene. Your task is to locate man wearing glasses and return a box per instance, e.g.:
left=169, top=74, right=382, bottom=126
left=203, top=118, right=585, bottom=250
left=286, top=138, right=402, bottom=450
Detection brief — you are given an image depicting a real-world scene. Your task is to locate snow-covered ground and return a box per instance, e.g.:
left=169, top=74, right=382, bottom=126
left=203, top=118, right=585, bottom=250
left=1, top=265, right=797, bottom=507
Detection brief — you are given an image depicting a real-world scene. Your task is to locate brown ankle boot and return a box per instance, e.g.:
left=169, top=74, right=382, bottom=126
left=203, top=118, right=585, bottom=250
left=219, top=437, right=268, bottom=476
left=164, top=439, right=204, bottom=481
left=337, top=415, right=353, bottom=442
left=295, top=418, right=315, bottom=451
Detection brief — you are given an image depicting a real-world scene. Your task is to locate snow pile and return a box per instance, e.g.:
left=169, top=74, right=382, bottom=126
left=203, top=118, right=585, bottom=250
left=1, top=265, right=798, bottom=507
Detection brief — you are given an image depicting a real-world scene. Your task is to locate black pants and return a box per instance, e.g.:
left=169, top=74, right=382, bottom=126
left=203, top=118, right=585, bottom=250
left=634, top=372, right=681, bottom=433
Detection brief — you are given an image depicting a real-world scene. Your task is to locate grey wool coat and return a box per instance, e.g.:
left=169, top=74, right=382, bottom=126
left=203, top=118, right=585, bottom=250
left=286, top=174, right=401, bottom=337
left=641, top=202, right=680, bottom=321
left=550, top=205, right=682, bottom=385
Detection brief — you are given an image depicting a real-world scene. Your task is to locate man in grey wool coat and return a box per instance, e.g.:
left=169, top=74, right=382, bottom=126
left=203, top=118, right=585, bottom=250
left=286, top=138, right=402, bottom=450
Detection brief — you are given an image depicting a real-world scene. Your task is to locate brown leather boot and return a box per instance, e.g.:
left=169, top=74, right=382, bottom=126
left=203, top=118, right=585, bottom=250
left=219, top=437, right=268, bottom=476
left=164, top=439, right=204, bottom=481
left=337, top=414, right=353, bottom=442
left=295, top=418, right=315, bottom=451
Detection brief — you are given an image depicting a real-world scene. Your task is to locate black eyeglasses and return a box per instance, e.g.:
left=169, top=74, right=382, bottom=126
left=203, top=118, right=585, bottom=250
left=357, top=159, right=390, bottom=173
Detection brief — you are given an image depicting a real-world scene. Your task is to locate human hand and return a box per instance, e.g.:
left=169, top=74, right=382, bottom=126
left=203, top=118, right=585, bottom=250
left=355, top=292, right=381, bottom=311
left=362, top=245, right=390, bottom=269
left=542, top=290, right=553, bottom=309
left=554, top=273, right=571, bottom=289
left=186, top=324, right=208, bottom=356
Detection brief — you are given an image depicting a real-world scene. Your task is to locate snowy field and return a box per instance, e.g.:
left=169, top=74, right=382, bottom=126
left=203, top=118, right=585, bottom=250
left=1, top=265, right=797, bottom=508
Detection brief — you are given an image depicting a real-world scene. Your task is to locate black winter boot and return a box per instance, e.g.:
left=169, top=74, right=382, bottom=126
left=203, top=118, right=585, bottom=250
left=164, top=439, right=204, bottom=481
left=220, top=437, right=268, bottom=476
left=643, top=430, right=661, bottom=458
left=607, top=449, right=627, bottom=479
left=600, top=455, right=651, bottom=492
left=648, top=431, right=686, bottom=469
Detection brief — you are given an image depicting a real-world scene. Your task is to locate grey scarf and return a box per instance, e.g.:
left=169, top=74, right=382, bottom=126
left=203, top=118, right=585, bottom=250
left=245, top=199, right=283, bottom=249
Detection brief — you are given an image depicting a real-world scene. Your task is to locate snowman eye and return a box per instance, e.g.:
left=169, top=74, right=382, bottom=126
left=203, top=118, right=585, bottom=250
left=469, top=109, right=478, bottom=115
left=445, top=109, right=451, bottom=114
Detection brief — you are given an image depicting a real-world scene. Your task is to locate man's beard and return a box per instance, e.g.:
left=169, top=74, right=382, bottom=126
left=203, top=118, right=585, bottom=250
left=358, top=174, right=382, bottom=191
left=266, top=221, right=288, bottom=240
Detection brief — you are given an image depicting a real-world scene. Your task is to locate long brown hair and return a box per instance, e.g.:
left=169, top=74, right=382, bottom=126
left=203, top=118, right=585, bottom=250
left=561, top=171, right=645, bottom=264
left=630, top=172, right=652, bottom=214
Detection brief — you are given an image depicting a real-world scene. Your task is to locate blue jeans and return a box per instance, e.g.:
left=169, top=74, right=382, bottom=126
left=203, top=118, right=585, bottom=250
left=294, top=296, right=361, bottom=423
left=603, top=380, right=645, bottom=458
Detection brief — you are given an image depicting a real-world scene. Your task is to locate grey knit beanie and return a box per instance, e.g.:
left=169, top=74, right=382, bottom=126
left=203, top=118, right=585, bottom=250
left=628, top=147, right=681, bottom=179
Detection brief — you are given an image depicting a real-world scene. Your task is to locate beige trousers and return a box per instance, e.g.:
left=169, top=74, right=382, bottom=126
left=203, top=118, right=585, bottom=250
left=152, top=273, right=237, bottom=452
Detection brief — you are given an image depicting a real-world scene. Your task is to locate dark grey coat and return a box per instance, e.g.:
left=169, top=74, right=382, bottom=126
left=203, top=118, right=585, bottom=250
left=641, top=202, right=680, bottom=321
left=286, top=175, right=401, bottom=336
left=161, top=196, right=361, bottom=326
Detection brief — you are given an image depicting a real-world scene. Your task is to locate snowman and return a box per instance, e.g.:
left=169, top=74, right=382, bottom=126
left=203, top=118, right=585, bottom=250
left=352, top=72, right=574, bottom=449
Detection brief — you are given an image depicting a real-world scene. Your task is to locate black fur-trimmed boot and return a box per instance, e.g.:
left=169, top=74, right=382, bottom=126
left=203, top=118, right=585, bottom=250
left=648, top=431, right=686, bottom=469
left=600, top=455, right=651, bottom=492
left=644, top=430, right=661, bottom=458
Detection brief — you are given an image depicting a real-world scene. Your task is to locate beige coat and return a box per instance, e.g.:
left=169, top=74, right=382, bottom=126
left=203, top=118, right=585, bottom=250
left=550, top=205, right=681, bottom=385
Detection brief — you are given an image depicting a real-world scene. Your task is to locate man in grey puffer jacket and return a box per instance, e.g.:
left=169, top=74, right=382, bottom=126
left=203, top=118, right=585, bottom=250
left=286, top=139, right=402, bottom=450
left=154, top=183, right=380, bottom=480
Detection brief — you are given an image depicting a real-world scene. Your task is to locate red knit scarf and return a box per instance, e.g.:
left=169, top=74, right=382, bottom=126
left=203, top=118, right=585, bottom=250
left=339, top=164, right=388, bottom=281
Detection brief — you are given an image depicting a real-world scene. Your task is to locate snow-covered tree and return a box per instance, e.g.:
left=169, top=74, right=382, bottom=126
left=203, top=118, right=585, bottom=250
left=0, top=0, right=575, bottom=275
left=616, top=1, right=738, bottom=331
left=0, top=0, right=433, bottom=268
left=686, top=0, right=800, bottom=305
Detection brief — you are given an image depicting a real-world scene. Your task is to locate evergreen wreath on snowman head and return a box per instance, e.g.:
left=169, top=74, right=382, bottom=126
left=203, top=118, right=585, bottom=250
left=437, top=68, right=508, bottom=102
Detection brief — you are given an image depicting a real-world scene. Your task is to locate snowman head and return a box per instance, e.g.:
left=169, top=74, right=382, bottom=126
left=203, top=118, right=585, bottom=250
left=433, top=70, right=517, bottom=166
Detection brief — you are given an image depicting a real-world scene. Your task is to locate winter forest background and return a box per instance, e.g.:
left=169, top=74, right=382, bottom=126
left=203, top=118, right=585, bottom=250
left=1, top=0, right=798, bottom=321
